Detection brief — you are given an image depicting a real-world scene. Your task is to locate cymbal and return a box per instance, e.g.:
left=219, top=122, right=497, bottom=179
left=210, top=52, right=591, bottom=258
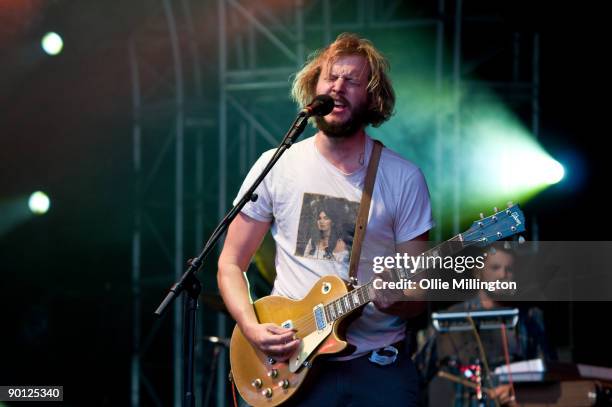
left=199, top=292, right=228, bottom=314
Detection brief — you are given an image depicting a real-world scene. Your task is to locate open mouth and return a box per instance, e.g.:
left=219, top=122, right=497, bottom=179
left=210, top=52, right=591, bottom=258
left=332, top=99, right=349, bottom=112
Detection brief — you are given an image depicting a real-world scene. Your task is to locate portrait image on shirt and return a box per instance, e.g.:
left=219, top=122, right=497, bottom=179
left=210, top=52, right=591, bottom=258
left=295, top=193, right=359, bottom=264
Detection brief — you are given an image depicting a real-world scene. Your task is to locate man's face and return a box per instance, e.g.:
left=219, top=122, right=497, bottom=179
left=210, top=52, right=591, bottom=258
left=314, top=54, right=370, bottom=138
left=481, top=250, right=516, bottom=299
left=482, top=250, right=515, bottom=283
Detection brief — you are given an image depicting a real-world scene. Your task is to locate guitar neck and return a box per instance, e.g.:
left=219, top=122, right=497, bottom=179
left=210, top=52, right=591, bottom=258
left=322, top=234, right=468, bottom=324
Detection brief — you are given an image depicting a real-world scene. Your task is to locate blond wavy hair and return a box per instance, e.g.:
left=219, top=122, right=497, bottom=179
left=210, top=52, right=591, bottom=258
left=291, top=33, right=395, bottom=127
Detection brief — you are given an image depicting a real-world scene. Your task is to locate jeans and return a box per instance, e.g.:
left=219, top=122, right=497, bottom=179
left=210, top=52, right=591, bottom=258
left=284, top=348, right=419, bottom=407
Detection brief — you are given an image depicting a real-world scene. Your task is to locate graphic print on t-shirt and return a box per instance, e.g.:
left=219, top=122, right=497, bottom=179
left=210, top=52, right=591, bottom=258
left=295, top=193, right=359, bottom=263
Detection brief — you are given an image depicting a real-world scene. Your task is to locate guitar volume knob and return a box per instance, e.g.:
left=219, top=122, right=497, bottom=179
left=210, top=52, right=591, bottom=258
left=268, top=369, right=279, bottom=378
left=279, top=379, right=290, bottom=389
left=262, top=388, right=273, bottom=398
left=251, top=378, right=262, bottom=389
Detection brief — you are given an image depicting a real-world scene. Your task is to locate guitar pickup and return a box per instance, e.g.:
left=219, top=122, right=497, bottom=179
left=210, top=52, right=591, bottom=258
left=313, top=304, right=327, bottom=331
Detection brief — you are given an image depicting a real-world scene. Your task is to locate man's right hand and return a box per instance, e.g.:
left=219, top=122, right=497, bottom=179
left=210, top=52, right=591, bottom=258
left=243, top=322, right=301, bottom=362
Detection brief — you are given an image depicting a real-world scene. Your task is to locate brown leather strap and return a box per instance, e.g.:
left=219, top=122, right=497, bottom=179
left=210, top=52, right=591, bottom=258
left=347, top=140, right=383, bottom=284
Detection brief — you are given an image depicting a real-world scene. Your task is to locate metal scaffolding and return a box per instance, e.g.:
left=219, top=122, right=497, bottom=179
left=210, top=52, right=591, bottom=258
left=129, top=0, right=214, bottom=406
left=129, top=0, right=541, bottom=406
left=452, top=0, right=541, bottom=235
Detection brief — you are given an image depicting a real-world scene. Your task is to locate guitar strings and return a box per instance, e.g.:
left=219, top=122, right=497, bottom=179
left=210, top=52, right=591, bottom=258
left=277, top=262, right=435, bottom=334
left=273, top=238, right=492, bottom=340
left=277, top=284, right=374, bottom=336
left=287, top=289, right=363, bottom=330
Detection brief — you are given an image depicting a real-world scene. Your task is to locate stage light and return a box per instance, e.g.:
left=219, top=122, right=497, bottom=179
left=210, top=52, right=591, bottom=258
left=512, top=155, right=564, bottom=187
left=41, top=32, right=63, bottom=56
left=544, top=160, right=565, bottom=185
left=373, top=82, right=567, bottom=230
left=497, top=149, right=565, bottom=191
left=453, top=112, right=569, bottom=220
left=28, top=191, right=50, bottom=215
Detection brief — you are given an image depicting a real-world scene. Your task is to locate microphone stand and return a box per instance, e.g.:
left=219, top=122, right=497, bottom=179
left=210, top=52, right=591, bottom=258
left=154, top=110, right=311, bottom=407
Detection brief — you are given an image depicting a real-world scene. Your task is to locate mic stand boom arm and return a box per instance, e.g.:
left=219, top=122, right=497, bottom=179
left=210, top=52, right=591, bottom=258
left=153, top=111, right=310, bottom=407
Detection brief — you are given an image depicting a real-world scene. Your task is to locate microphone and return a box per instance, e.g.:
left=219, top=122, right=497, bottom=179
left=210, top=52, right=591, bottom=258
left=300, top=94, right=334, bottom=117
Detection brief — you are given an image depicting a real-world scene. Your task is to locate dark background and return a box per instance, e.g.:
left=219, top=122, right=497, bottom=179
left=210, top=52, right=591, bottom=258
left=0, top=1, right=609, bottom=405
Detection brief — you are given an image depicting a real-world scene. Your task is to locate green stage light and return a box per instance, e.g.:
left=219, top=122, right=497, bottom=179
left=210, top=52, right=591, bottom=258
left=465, top=114, right=565, bottom=197
left=28, top=191, right=50, bottom=215
left=372, top=71, right=566, bottom=233
left=41, top=32, right=63, bottom=56
left=503, top=153, right=564, bottom=188
left=543, top=160, right=565, bottom=185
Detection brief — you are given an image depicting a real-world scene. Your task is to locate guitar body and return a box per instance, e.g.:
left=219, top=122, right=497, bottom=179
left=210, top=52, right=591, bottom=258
left=229, top=205, right=527, bottom=406
left=230, top=275, right=351, bottom=406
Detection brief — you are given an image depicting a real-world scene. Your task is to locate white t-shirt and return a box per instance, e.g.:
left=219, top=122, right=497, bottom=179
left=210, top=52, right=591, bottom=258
left=233, top=135, right=434, bottom=357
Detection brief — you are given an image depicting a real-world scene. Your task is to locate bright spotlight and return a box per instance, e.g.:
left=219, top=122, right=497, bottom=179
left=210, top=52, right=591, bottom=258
left=456, top=114, right=570, bottom=215
left=41, top=32, right=63, bottom=56
left=28, top=191, right=50, bottom=215
left=499, top=152, right=565, bottom=190
left=545, top=160, right=565, bottom=185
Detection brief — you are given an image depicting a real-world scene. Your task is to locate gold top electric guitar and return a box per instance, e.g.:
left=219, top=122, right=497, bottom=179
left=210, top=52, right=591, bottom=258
left=229, top=204, right=526, bottom=406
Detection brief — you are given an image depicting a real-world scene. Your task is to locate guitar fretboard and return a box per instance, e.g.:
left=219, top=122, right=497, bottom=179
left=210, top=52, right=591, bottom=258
left=323, top=234, right=468, bottom=324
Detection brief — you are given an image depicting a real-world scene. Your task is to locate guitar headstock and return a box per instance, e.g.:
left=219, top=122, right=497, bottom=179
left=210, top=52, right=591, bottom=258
left=462, top=203, right=526, bottom=245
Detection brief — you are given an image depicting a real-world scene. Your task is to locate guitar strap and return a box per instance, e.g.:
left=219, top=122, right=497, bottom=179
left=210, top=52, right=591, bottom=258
left=347, top=139, right=383, bottom=286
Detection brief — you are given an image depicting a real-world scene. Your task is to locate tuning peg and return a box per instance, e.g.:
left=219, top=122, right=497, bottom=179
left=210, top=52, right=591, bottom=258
left=479, top=213, right=485, bottom=219
left=493, top=207, right=499, bottom=213
left=507, top=201, right=514, bottom=208
left=518, top=236, right=526, bottom=244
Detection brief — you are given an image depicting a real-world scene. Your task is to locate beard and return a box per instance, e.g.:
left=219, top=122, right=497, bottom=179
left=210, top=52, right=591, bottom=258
left=314, top=99, right=368, bottom=139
